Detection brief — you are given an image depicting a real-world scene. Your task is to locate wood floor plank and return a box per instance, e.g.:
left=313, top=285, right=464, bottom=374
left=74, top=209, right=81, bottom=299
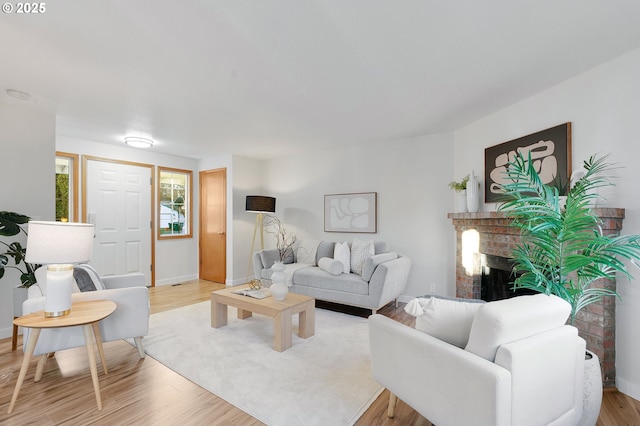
left=0, top=279, right=637, bottom=424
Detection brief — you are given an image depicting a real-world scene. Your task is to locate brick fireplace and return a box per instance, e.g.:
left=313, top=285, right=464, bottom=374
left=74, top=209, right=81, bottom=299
left=449, top=208, right=625, bottom=388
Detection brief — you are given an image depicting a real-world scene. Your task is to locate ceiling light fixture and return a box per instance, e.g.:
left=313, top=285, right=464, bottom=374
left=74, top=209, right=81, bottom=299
left=6, top=89, right=32, bottom=101
left=124, top=136, right=154, bottom=148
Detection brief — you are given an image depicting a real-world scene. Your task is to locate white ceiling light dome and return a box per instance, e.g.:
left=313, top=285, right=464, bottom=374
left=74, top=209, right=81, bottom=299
left=124, top=136, right=154, bottom=148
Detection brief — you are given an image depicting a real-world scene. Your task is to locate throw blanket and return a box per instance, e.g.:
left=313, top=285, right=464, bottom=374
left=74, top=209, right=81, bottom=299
left=283, top=263, right=313, bottom=286
left=73, top=267, right=97, bottom=292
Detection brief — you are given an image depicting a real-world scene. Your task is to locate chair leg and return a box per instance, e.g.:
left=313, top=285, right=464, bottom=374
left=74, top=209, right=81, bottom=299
left=12, top=321, right=18, bottom=351
left=387, top=391, right=398, bottom=418
left=134, top=336, right=145, bottom=358
left=34, top=353, right=51, bottom=382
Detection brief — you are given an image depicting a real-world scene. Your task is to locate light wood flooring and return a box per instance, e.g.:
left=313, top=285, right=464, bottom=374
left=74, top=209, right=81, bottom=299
left=0, top=280, right=638, bottom=425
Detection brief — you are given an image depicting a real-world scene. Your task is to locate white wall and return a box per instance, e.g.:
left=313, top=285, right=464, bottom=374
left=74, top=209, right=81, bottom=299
left=0, top=101, right=55, bottom=338
left=453, top=47, right=640, bottom=399
left=231, top=156, right=267, bottom=285
left=57, top=136, right=200, bottom=286
left=261, top=133, right=455, bottom=299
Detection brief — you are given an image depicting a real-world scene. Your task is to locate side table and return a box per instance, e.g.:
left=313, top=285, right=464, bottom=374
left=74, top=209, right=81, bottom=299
left=7, top=300, right=117, bottom=414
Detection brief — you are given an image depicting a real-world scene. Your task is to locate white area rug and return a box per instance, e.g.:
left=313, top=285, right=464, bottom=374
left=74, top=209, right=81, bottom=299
left=137, top=301, right=383, bottom=426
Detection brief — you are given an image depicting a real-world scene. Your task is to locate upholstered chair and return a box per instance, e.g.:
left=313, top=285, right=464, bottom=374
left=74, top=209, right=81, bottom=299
left=21, top=264, right=150, bottom=360
left=369, top=294, right=585, bottom=426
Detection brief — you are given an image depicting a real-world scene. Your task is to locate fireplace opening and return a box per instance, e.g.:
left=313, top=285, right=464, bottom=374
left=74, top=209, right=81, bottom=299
left=480, top=254, right=536, bottom=302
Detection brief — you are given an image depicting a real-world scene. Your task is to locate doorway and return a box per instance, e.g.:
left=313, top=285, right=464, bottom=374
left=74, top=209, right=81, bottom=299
left=199, top=168, right=227, bottom=283
left=83, top=156, right=154, bottom=285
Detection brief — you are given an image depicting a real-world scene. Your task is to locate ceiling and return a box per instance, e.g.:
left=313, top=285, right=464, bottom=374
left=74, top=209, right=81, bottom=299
left=2, top=1, right=640, bottom=160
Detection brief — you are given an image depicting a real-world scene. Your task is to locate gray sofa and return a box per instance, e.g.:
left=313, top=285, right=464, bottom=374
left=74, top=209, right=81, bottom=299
left=253, top=240, right=411, bottom=313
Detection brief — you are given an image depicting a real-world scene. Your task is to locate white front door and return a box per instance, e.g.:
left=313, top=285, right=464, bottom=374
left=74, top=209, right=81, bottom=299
left=85, top=158, right=153, bottom=285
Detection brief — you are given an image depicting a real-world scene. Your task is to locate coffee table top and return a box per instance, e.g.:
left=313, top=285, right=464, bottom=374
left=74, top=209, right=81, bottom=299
left=14, top=300, right=117, bottom=329
left=212, top=284, right=314, bottom=312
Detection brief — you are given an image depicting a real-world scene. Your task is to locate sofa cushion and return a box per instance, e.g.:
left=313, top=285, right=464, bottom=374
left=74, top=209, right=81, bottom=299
left=351, top=239, right=375, bottom=275
left=361, top=251, right=398, bottom=281
left=334, top=242, right=351, bottom=273
left=405, top=296, right=484, bottom=348
left=293, top=267, right=370, bottom=295
left=260, top=250, right=280, bottom=269
left=464, top=294, right=571, bottom=362
left=318, top=257, right=343, bottom=275
left=316, top=241, right=336, bottom=262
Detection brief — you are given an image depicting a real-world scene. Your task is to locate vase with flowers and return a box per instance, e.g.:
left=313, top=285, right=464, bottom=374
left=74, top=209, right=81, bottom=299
left=264, top=215, right=297, bottom=300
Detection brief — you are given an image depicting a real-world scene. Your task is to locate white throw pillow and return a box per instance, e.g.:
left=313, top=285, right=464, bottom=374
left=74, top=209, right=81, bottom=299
left=464, top=294, right=571, bottom=362
left=318, top=257, right=343, bottom=275
left=350, top=239, right=374, bottom=275
left=334, top=242, right=350, bottom=274
left=405, top=297, right=484, bottom=348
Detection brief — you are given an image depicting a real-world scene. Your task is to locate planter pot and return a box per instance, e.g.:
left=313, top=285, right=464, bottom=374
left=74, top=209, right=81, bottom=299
left=269, top=261, right=288, bottom=301
left=579, top=350, right=603, bottom=426
left=13, top=285, right=29, bottom=317
left=455, top=190, right=467, bottom=213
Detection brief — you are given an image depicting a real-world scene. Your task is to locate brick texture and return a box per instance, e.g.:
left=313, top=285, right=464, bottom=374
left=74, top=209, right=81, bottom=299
left=448, top=209, right=625, bottom=388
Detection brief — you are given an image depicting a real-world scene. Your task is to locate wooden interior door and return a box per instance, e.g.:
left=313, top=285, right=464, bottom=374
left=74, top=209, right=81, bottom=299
left=200, top=168, right=226, bottom=283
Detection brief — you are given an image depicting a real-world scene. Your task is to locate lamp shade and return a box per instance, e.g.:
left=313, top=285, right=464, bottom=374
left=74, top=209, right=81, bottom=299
left=25, top=221, right=95, bottom=264
left=246, top=196, right=276, bottom=213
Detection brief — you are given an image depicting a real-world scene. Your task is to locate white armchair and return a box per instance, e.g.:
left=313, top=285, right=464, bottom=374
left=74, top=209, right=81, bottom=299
left=369, top=294, right=585, bottom=426
left=22, top=265, right=150, bottom=359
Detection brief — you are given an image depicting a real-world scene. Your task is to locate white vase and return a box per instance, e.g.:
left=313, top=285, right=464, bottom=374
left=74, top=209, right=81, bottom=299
left=269, top=261, right=288, bottom=301
left=466, top=170, right=480, bottom=213
left=455, top=190, right=467, bottom=213
left=579, top=350, right=603, bottom=426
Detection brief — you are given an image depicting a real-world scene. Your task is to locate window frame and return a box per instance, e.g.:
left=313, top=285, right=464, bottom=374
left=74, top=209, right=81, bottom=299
left=158, top=166, right=193, bottom=239
left=55, top=151, right=79, bottom=222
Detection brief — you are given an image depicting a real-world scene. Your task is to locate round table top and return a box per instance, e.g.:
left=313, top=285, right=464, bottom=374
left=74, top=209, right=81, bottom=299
left=14, top=300, right=117, bottom=328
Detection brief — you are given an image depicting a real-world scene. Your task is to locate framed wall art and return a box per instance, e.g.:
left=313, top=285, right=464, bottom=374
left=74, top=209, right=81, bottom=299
left=324, top=192, right=377, bottom=233
left=484, top=122, right=572, bottom=203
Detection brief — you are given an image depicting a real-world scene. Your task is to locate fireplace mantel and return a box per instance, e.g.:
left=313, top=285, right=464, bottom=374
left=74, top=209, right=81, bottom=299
left=448, top=208, right=625, bottom=388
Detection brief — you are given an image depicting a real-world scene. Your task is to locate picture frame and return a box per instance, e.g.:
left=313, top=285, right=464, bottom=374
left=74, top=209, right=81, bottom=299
left=484, top=123, right=572, bottom=203
left=324, top=192, right=377, bottom=233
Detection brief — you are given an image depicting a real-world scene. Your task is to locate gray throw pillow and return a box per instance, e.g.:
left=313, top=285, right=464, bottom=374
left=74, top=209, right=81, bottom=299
left=260, top=250, right=280, bottom=269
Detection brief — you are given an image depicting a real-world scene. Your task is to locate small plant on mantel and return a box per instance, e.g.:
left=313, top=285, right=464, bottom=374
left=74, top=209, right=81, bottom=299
left=0, top=211, right=41, bottom=287
left=264, top=215, right=297, bottom=262
left=498, top=152, right=640, bottom=324
left=448, top=175, right=470, bottom=192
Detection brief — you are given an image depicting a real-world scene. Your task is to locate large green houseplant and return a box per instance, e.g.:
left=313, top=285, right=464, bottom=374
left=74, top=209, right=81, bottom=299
left=499, top=152, right=640, bottom=324
left=0, top=211, right=41, bottom=287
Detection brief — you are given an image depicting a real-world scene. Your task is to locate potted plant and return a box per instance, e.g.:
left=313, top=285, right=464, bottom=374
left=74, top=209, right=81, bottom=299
left=498, top=152, right=640, bottom=424
left=449, top=174, right=470, bottom=213
left=0, top=211, right=42, bottom=317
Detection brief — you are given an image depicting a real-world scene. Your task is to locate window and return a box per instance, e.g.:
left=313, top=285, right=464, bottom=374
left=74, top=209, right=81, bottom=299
left=158, top=167, right=192, bottom=238
left=55, top=152, right=79, bottom=222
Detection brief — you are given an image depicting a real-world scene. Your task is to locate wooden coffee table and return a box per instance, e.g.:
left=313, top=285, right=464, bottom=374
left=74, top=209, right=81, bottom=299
left=210, top=285, right=315, bottom=352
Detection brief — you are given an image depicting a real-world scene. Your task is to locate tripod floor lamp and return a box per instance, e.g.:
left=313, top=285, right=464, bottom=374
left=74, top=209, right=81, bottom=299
left=246, top=196, right=276, bottom=283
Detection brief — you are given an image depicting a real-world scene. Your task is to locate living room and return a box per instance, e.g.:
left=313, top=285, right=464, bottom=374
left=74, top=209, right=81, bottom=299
left=2, top=1, right=640, bottom=423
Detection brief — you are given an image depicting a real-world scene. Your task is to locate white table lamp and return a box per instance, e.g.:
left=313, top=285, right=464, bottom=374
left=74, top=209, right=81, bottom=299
left=25, top=221, right=95, bottom=317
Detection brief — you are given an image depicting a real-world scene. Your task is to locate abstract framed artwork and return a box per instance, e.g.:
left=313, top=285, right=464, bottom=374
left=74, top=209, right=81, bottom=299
left=484, top=122, right=572, bottom=203
left=324, top=192, right=377, bottom=233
